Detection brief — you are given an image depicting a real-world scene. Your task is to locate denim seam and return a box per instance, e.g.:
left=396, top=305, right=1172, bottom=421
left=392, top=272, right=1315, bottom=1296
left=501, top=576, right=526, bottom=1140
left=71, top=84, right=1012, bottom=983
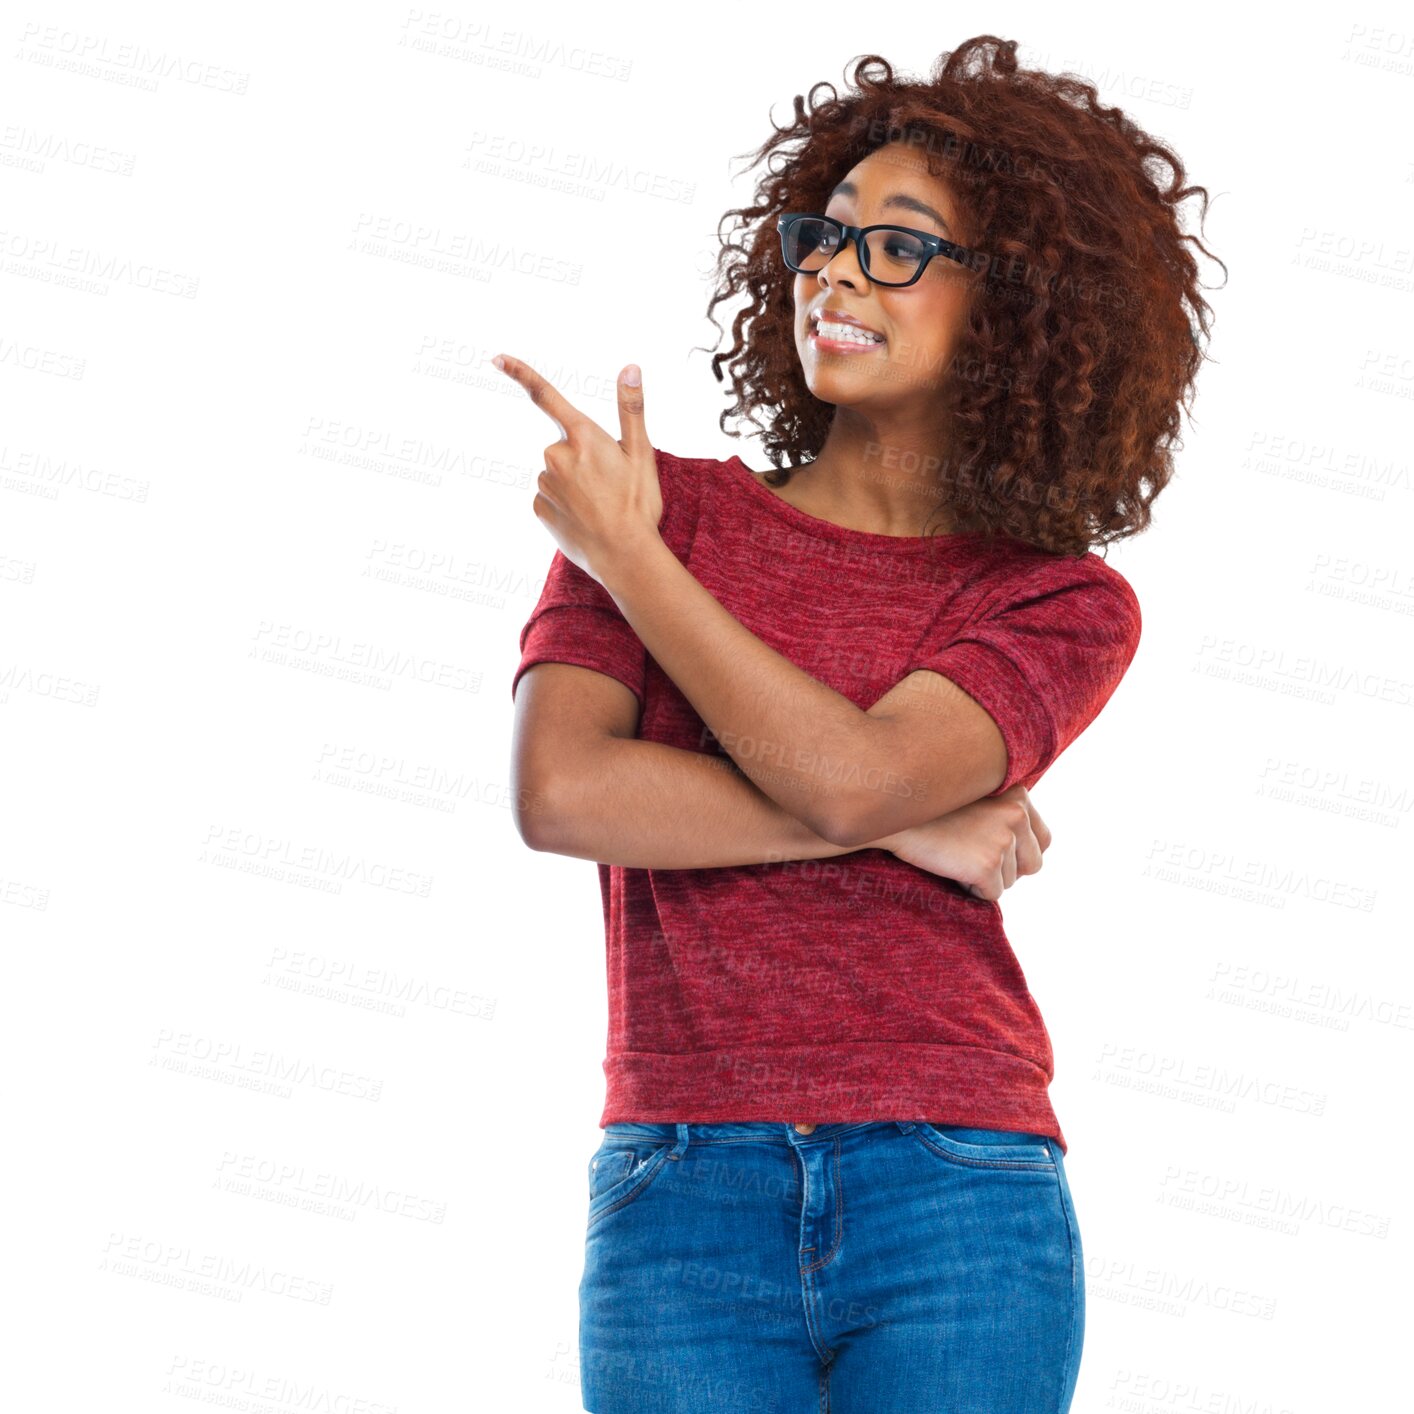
left=586, top=1148, right=635, bottom=1202
left=798, top=1266, right=836, bottom=1366
left=1053, top=1147, right=1080, bottom=1414
left=794, top=1153, right=837, bottom=1365
left=586, top=1148, right=672, bottom=1229
left=604, top=1121, right=905, bottom=1148
left=910, top=1127, right=1057, bottom=1172
left=801, top=1139, right=845, bottom=1274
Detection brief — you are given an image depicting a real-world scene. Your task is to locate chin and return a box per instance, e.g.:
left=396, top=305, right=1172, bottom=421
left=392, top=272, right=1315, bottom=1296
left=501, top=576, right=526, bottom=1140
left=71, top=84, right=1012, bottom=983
left=803, top=368, right=884, bottom=404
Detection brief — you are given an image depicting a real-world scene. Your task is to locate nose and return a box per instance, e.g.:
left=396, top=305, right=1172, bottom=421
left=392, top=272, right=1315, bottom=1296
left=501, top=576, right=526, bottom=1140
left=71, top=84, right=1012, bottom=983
left=816, top=235, right=868, bottom=291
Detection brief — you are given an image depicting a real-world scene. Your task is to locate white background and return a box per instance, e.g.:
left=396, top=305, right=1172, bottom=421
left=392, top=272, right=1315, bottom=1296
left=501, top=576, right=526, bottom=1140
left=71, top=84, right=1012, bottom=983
left=5, top=2, right=1411, bottom=1410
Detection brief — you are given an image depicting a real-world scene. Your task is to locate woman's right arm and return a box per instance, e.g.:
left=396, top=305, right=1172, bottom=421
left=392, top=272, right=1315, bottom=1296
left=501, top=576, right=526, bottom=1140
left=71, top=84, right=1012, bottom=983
left=511, top=663, right=1049, bottom=891
left=511, top=663, right=866, bottom=868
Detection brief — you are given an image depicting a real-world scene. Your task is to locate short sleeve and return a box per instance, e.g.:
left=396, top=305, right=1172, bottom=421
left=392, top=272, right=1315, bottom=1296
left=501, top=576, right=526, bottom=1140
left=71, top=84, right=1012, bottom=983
left=509, top=446, right=698, bottom=709
left=510, top=548, right=647, bottom=706
left=911, top=558, right=1142, bottom=796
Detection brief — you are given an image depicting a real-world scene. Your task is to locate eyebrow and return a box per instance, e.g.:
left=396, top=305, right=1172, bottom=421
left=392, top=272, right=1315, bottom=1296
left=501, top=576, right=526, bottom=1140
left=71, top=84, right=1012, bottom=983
left=827, top=180, right=952, bottom=235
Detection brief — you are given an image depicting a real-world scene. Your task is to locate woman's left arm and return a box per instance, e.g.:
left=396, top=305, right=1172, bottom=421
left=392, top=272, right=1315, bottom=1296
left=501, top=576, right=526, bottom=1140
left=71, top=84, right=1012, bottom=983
left=494, top=351, right=1000, bottom=845
left=494, top=352, right=1139, bottom=850
left=600, top=538, right=1142, bottom=851
left=598, top=535, right=1007, bottom=846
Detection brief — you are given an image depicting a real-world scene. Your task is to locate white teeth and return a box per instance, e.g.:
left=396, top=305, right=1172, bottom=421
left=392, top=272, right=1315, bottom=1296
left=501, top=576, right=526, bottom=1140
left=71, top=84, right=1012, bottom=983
left=815, top=318, right=883, bottom=345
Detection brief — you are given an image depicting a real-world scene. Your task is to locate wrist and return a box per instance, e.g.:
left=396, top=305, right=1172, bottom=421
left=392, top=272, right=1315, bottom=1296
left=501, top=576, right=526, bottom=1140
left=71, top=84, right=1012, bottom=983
left=596, top=526, right=670, bottom=602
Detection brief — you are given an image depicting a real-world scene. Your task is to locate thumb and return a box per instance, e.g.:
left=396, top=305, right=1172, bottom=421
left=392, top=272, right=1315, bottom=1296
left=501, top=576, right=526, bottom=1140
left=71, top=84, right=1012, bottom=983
left=617, top=363, right=650, bottom=458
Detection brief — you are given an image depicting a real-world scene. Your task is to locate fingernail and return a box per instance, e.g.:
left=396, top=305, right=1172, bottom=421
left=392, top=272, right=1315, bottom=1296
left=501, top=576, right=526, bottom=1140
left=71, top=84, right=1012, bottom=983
left=492, top=354, right=505, bottom=371
left=623, top=364, right=641, bottom=387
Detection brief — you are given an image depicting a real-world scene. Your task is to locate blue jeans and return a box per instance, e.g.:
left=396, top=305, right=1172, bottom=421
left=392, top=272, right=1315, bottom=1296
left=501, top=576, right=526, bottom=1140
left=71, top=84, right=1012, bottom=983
left=579, top=1120, right=1084, bottom=1414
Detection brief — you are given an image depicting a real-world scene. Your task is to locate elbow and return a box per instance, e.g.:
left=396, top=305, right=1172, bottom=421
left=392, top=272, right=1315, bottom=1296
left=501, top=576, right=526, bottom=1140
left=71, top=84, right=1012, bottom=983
left=512, top=773, right=570, bottom=853
left=809, top=719, right=914, bottom=849
left=811, top=794, right=880, bottom=851
left=816, top=782, right=923, bottom=850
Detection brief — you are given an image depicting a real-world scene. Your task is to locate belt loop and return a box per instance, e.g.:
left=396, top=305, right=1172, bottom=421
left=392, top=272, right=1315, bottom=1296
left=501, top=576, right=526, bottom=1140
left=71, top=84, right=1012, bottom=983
left=670, top=1122, right=690, bottom=1160
left=895, top=1120, right=916, bottom=1135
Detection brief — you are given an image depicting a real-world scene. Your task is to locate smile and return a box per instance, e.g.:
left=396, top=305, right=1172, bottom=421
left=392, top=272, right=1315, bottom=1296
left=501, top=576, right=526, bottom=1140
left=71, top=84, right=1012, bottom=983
left=810, top=318, right=886, bottom=352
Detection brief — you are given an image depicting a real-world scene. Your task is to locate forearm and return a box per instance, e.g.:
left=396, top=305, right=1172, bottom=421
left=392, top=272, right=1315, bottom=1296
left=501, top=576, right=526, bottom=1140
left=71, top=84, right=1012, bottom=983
left=523, top=735, right=896, bottom=869
left=599, top=536, right=883, bottom=842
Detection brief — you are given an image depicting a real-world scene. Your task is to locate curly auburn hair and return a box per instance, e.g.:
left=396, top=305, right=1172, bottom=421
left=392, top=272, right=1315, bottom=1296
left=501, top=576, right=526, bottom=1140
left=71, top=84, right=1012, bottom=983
left=700, top=36, right=1226, bottom=558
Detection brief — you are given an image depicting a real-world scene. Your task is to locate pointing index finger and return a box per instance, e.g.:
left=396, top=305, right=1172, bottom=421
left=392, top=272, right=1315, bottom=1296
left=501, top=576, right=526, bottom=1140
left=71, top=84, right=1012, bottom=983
left=493, top=353, right=585, bottom=436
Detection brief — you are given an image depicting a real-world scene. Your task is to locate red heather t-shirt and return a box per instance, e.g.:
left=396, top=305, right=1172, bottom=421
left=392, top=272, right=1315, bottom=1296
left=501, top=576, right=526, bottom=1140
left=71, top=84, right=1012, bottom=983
left=511, top=448, right=1143, bottom=1154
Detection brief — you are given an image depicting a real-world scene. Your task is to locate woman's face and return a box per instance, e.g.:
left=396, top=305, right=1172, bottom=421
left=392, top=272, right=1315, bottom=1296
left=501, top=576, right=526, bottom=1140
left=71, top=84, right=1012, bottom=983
left=791, top=140, right=979, bottom=415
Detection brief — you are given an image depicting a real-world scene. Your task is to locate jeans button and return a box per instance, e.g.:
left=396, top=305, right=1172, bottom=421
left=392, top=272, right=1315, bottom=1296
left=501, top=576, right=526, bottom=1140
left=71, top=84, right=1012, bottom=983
left=794, top=1123, right=816, bottom=1134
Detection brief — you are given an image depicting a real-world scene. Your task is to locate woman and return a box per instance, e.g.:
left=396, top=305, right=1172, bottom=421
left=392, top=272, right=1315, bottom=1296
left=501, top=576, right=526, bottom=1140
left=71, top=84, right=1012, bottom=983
left=501, top=36, right=1218, bottom=1414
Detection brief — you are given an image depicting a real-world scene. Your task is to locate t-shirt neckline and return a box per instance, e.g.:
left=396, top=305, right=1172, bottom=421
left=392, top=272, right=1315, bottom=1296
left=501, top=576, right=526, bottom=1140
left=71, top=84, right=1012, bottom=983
left=724, top=454, right=987, bottom=552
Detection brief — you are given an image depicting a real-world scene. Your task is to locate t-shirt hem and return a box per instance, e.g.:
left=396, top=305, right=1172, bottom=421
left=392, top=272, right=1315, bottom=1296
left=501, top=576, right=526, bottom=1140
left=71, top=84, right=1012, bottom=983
left=601, top=1042, right=1066, bottom=1154
left=511, top=602, right=646, bottom=707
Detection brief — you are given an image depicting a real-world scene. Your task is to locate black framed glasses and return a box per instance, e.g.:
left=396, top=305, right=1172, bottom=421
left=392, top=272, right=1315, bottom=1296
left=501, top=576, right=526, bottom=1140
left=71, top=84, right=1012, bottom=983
left=777, top=212, right=989, bottom=288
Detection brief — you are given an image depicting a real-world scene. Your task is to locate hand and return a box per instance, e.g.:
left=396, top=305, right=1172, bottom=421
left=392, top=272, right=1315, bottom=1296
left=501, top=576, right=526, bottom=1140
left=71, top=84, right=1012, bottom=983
left=873, top=785, right=1052, bottom=903
left=492, top=353, right=663, bottom=585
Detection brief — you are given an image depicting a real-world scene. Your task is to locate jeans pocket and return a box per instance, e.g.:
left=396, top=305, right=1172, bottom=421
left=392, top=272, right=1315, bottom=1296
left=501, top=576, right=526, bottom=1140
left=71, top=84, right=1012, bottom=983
left=586, top=1129, right=675, bottom=1227
left=913, top=1122, right=1057, bottom=1171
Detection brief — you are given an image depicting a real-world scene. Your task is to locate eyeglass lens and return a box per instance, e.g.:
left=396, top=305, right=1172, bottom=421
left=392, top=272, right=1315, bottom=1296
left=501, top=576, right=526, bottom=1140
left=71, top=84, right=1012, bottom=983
left=783, top=217, right=928, bottom=284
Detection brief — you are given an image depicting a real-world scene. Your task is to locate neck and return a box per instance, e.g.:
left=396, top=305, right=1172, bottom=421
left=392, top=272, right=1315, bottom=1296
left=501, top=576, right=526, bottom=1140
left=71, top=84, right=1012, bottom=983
left=794, top=416, right=965, bottom=537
